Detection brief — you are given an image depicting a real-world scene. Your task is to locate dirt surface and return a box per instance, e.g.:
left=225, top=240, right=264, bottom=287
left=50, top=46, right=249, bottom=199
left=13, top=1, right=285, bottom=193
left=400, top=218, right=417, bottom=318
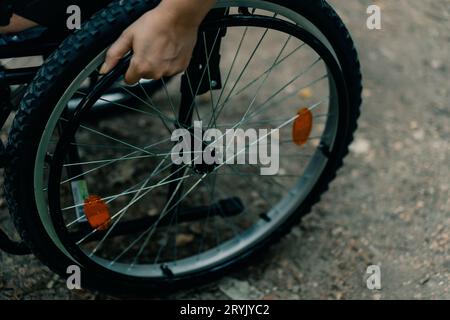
left=1, top=0, right=449, bottom=300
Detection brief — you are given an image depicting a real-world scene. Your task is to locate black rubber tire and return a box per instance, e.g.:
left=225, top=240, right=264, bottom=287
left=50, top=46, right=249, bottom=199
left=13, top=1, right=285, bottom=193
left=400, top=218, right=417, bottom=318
left=4, top=0, right=362, bottom=296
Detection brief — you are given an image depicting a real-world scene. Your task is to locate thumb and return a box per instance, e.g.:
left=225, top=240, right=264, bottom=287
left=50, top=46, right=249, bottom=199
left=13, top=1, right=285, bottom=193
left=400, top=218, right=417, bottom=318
left=100, top=32, right=133, bottom=74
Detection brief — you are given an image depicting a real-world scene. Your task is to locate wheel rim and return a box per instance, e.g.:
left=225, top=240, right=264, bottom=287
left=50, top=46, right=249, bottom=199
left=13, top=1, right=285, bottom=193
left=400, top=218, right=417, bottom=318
left=33, top=3, right=347, bottom=278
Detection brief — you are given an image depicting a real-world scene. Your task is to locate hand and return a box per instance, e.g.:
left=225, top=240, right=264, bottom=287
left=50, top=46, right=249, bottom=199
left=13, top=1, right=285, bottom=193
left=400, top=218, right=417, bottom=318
left=100, top=0, right=215, bottom=85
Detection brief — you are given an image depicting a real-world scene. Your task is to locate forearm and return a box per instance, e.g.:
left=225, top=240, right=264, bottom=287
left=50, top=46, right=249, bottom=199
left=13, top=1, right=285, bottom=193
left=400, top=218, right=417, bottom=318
left=158, top=0, right=216, bottom=27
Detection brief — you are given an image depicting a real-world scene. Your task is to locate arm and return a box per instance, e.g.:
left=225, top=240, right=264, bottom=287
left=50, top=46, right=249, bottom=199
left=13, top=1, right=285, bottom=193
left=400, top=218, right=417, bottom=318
left=100, top=0, right=216, bottom=84
left=0, top=14, right=37, bottom=33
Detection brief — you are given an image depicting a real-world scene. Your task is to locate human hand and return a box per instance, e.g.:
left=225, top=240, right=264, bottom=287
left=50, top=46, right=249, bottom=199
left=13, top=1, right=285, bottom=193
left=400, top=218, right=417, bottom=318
left=100, top=0, right=215, bottom=85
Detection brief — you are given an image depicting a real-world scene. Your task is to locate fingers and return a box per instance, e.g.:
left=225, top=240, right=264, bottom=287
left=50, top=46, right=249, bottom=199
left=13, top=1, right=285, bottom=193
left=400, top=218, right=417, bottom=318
left=124, top=58, right=152, bottom=85
left=102, top=31, right=192, bottom=85
left=100, top=31, right=133, bottom=74
left=124, top=57, right=189, bottom=85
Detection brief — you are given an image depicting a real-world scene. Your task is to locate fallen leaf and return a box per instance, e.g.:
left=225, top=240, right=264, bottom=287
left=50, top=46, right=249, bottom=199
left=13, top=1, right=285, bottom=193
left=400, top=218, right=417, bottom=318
left=298, top=87, right=313, bottom=99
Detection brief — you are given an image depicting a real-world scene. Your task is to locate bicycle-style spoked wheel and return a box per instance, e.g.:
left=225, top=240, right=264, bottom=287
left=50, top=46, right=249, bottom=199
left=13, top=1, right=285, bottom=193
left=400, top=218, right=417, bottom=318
left=6, top=0, right=361, bottom=294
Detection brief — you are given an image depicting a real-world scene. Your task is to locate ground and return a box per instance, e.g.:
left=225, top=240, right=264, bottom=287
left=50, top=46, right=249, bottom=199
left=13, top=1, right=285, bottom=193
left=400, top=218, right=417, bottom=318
left=0, top=0, right=449, bottom=299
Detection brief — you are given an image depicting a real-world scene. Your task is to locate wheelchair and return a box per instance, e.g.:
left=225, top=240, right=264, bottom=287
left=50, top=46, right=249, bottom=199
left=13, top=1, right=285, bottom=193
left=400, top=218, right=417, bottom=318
left=0, top=0, right=362, bottom=295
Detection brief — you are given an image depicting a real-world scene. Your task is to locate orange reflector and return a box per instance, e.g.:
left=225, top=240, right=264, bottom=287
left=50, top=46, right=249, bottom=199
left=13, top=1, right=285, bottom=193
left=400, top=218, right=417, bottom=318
left=292, top=107, right=313, bottom=146
left=83, top=195, right=111, bottom=231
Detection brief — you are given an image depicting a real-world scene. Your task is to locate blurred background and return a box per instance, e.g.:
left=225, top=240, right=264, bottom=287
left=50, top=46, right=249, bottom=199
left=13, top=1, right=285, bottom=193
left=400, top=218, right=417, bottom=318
left=0, top=0, right=449, bottom=299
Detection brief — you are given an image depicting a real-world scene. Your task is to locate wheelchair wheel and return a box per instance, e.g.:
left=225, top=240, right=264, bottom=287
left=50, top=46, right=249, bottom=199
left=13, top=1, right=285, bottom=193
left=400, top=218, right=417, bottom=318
left=5, top=0, right=362, bottom=295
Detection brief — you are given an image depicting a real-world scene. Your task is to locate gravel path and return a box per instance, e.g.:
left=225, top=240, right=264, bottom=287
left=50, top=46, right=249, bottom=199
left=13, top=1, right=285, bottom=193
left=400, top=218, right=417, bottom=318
left=0, top=0, right=449, bottom=299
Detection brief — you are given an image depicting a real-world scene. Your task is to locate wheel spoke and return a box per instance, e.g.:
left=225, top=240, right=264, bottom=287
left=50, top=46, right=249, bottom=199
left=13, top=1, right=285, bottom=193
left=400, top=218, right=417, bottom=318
left=76, top=163, right=193, bottom=245
left=243, top=58, right=323, bottom=121
left=62, top=159, right=175, bottom=214
left=203, top=32, right=218, bottom=127
left=208, top=24, right=272, bottom=126
left=232, top=42, right=306, bottom=97
left=182, top=29, right=223, bottom=126
left=120, top=85, right=176, bottom=133
left=214, top=34, right=292, bottom=126
left=88, top=154, right=172, bottom=256
left=111, top=171, right=206, bottom=266
left=59, top=136, right=173, bottom=185
left=212, top=26, right=249, bottom=119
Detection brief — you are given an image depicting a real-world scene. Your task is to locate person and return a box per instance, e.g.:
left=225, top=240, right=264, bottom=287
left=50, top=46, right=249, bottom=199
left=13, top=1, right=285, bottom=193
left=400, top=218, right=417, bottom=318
left=0, top=0, right=216, bottom=84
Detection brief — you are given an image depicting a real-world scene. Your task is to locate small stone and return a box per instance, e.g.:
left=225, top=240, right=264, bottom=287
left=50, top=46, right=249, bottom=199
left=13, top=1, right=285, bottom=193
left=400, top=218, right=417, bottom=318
left=362, top=88, right=372, bottom=98
left=430, top=59, right=443, bottom=70
left=412, top=129, right=425, bottom=141
left=291, top=285, right=300, bottom=293
left=189, top=223, right=203, bottom=234
left=409, top=121, right=419, bottom=130
left=373, top=293, right=382, bottom=300
left=219, top=277, right=262, bottom=300
left=46, top=280, right=54, bottom=289
left=393, top=141, right=403, bottom=151
left=262, top=294, right=277, bottom=300
left=350, top=138, right=371, bottom=155
left=138, top=118, right=148, bottom=127
left=175, top=234, right=195, bottom=246
left=332, top=227, right=344, bottom=236
left=419, top=274, right=430, bottom=285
